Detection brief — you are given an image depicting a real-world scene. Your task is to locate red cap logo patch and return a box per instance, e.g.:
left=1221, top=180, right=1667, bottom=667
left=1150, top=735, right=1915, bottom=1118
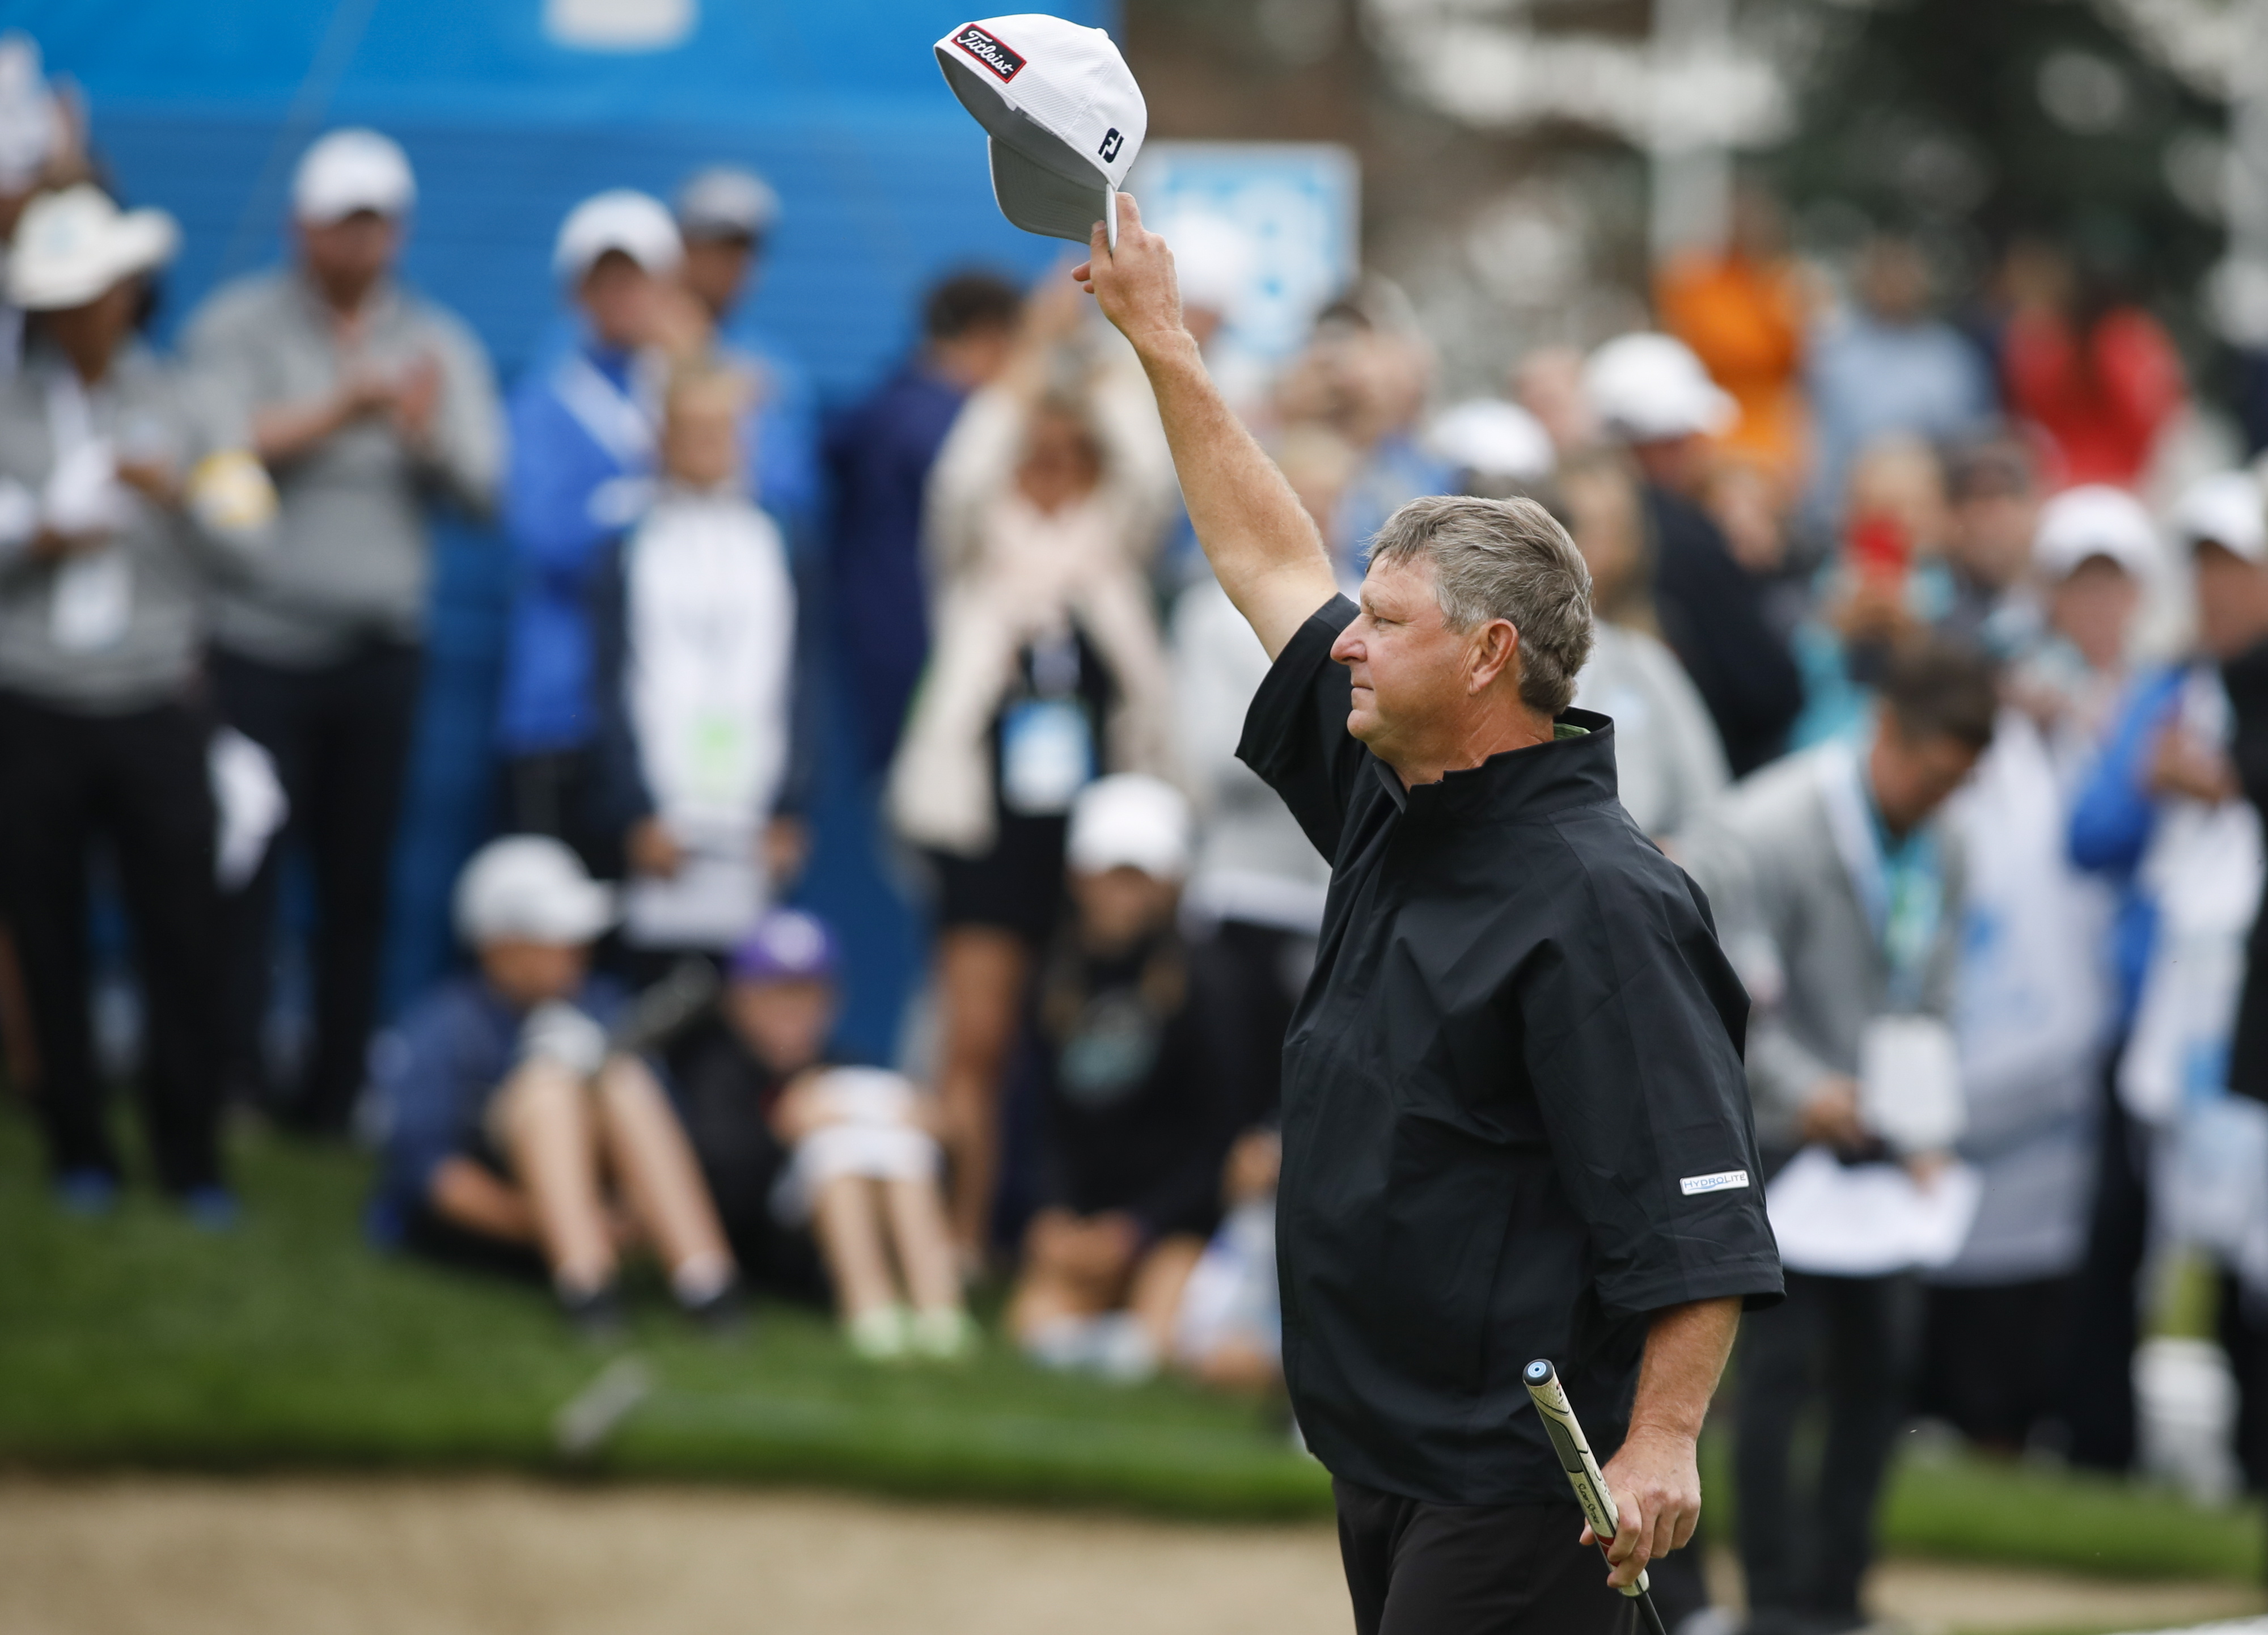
left=951, top=23, right=1026, bottom=83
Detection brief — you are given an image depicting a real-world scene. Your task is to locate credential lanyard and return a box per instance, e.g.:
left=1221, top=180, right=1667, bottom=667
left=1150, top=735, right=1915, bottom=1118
left=1818, top=736, right=1943, bottom=1012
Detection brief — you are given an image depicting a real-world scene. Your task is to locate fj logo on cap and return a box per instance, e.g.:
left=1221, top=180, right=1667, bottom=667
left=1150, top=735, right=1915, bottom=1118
left=952, top=24, right=1025, bottom=82
left=1097, top=127, right=1124, bottom=162
left=1679, top=1169, right=1750, bottom=1196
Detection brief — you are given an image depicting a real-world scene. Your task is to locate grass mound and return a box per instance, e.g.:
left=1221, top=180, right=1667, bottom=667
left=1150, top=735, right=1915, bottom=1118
left=2, top=1108, right=2260, bottom=1580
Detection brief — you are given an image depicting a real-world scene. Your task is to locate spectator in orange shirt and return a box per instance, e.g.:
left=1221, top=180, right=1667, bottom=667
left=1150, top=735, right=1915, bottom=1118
left=1655, top=187, right=1811, bottom=493
left=1999, top=238, right=2185, bottom=491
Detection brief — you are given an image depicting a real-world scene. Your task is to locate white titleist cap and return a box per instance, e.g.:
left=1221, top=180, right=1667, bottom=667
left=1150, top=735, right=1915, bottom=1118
left=2033, top=484, right=2160, bottom=582
left=934, top=14, right=1146, bottom=249
left=1583, top=332, right=1737, bottom=443
left=455, top=835, right=619, bottom=947
left=2171, top=470, right=2268, bottom=565
left=553, top=188, right=683, bottom=284
left=294, top=129, right=417, bottom=225
left=1067, top=774, right=1191, bottom=881
left=8, top=185, right=179, bottom=312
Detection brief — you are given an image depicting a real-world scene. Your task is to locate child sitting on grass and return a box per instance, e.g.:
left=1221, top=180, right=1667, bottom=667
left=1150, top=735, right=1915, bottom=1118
left=665, top=909, right=972, bottom=1360
left=369, top=836, right=742, bottom=1338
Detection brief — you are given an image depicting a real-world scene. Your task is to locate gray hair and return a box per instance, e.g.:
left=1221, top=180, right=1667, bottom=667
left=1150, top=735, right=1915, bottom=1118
left=1367, top=493, right=1596, bottom=716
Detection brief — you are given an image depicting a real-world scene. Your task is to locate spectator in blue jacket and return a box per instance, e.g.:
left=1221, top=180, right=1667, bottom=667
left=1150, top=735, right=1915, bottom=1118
left=673, top=166, right=822, bottom=561
left=824, top=269, right=1021, bottom=774
left=369, top=836, right=741, bottom=1335
left=496, top=191, right=705, bottom=864
left=2064, top=474, right=2265, bottom=1472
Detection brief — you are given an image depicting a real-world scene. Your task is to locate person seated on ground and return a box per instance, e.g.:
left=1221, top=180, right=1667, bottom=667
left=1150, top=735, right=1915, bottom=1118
left=1007, top=774, right=1260, bottom=1383
left=594, top=360, right=809, bottom=977
left=1170, top=1125, right=1283, bottom=1393
left=662, top=907, right=972, bottom=1361
left=367, top=835, right=742, bottom=1337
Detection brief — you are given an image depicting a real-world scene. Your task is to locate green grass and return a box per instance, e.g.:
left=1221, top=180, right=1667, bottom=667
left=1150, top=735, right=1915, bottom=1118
left=3, top=1104, right=2265, bottom=1587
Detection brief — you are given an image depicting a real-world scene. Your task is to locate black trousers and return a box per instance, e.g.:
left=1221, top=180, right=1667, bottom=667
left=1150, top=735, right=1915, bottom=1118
left=498, top=746, right=623, bottom=881
left=1919, top=1276, right=2076, bottom=1452
left=213, top=642, right=420, bottom=1133
left=1733, top=1269, right=1907, bottom=1621
left=1334, top=1478, right=1636, bottom=1635
left=2066, top=1051, right=2148, bottom=1472
left=0, top=691, right=223, bottom=1192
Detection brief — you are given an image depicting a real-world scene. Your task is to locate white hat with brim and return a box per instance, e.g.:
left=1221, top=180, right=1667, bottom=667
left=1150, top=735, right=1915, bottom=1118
left=7, top=184, right=179, bottom=312
left=454, top=835, right=619, bottom=947
left=2171, top=470, right=2268, bottom=565
left=935, top=15, right=1147, bottom=247
left=553, top=189, right=683, bottom=285
left=1067, top=773, right=1192, bottom=881
left=293, top=129, right=416, bottom=225
left=1583, top=331, right=1737, bottom=443
left=1427, top=398, right=1557, bottom=486
left=2033, top=484, right=2161, bottom=582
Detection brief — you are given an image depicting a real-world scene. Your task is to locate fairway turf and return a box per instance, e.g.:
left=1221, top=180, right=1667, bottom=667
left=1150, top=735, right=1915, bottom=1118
left=1, top=1106, right=2261, bottom=1582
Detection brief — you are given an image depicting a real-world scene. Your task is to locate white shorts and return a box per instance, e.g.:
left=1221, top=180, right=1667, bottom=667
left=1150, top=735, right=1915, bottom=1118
left=768, top=1067, right=942, bottom=1226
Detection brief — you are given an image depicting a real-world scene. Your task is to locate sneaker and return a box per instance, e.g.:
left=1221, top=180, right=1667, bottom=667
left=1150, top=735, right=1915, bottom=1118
left=908, top=1306, right=978, bottom=1361
left=54, top=1168, right=120, bottom=1218
left=680, top=1279, right=750, bottom=1340
left=557, top=1284, right=627, bottom=1344
left=181, top=1186, right=240, bottom=1232
left=846, top=1304, right=911, bottom=1361
left=1089, top=1312, right=1160, bottom=1385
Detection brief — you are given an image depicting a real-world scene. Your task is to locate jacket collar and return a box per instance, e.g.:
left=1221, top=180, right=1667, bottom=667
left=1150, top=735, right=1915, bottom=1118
left=1372, top=707, right=1620, bottom=822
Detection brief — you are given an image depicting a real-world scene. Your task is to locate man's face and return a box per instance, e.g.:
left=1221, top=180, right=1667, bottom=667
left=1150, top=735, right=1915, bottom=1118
left=1331, top=554, right=1491, bottom=763
left=1868, top=709, right=1983, bottom=835
left=579, top=252, right=659, bottom=351
left=726, top=978, right=836, bottom=1076
left=2194, top=540, right=2268, bottom=660
left=478, top=939, right=590, bottom=1009
left=681, top=234, right=754, bottom=321
left=2049, top=555, right=2139, bottom=673
left=1948, top=486, right=2037, bottom=591
left=299, top=211, right=399, bottom=299
left=930, top=320, right=1014, bottom=391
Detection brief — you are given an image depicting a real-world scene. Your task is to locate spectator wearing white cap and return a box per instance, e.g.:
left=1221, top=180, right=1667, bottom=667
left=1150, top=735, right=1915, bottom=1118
left=369, top=835, right=742, bottom=1335
left=495, top=189, right=710, bottom=861
left=0, top=185, right=276, bottom=1221
left=1910, top=486, right=2149, bottom=1461
left=183, top=126, right=503, bottom=1137
left=671, top=166, right=820, bottom=555
left=2063, top=472, right=2268, bottom=1470
left=1006, top=775, right=1273, bottom=1384
left=1586, top=330, right=1802, bottom=776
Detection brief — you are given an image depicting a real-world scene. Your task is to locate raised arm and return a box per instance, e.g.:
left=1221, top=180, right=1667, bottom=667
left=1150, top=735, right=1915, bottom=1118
left=1075, top=195, right=1336, bottom=660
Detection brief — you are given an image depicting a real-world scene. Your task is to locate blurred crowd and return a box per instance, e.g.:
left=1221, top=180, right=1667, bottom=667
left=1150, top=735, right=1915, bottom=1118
left=12, top=26, right=2268, bottom=1632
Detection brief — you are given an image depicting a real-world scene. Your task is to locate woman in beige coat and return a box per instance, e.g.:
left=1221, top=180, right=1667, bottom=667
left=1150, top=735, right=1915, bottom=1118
left=887, top=278, right=1178, bottom=1265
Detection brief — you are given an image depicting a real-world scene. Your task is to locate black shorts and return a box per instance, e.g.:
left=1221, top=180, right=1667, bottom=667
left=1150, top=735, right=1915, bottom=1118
left=926, top=809, right=1069, bottom=945
left=1334, top=1478, right=1637, bottom=1635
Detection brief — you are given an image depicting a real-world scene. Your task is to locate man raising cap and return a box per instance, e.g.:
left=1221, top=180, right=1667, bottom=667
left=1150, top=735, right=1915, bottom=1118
left=185, top=126, right=503, bottom=1137
left=1078, top=198, right=1783, bottom=1631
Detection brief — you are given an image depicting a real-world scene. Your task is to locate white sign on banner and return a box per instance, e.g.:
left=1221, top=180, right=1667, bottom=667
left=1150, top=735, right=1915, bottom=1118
left=1125, top=141, right=1359, bottom=362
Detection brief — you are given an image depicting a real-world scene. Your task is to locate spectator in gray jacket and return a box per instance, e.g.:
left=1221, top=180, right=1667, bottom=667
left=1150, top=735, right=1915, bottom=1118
left=0, top=187, right=276, bottom=1218
left=1680, top=636, right=1996, bottom=1633
left=183, top=128, right=503, bottom=1135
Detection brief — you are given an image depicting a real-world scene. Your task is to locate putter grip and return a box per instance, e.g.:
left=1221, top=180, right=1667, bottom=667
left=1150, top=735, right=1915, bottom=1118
left=1524, top=1359, right=1649, bottom=1599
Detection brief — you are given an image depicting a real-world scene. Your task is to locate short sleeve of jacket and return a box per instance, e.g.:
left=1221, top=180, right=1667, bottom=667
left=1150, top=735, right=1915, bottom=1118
left=1235, top=594, right=1365, bottom=861
left=1522, top=821, right=1784, bottom=1319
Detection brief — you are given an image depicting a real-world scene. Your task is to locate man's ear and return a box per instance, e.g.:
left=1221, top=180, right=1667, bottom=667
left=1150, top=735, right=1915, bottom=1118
left=1470, top=619, right=1520, bottom=695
